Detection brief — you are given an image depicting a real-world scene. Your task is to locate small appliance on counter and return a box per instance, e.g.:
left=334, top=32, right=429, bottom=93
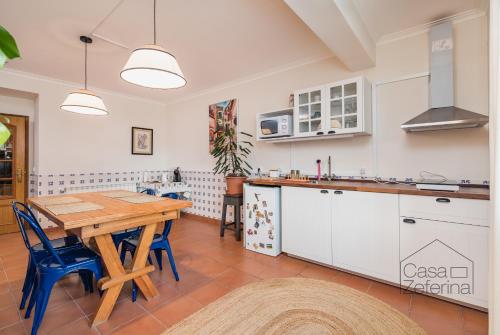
left=257, top=108, right=293, bottom=139
left=243, top=184, right=281, bottom=256
left=269, top=169, right=281, bottom=178
left=416, top=180, right=459, bottom=192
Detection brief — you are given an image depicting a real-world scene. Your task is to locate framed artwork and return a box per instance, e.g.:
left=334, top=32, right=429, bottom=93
left=208, top=98, right=237, bottom=153
left=131, top=127, right=153, bottom=155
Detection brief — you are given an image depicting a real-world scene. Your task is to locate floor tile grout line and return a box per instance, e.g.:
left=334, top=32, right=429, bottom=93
left=134, top=297, right=168, bottom=329
left=71, top=296, right=102, bottom=335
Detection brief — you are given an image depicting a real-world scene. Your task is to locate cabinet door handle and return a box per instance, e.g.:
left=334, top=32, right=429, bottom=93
left=328, top=130, right=336, bottom=134
left=436, top=198, right=451, bottom=203
left=320, top=190, right=329, bottom=194
left=316, top=131, right=324, bottom=135
left=403, top=218, right=416, bottom=224
left=334, top=190, right=343, bottom=195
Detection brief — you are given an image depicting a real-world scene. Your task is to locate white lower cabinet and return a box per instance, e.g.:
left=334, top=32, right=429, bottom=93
left=282, top=186, right=333, bottom=265
left=332, top=191, right=399, bottom=283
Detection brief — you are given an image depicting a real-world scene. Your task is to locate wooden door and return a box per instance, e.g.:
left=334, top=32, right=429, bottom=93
left=0, top=114, right=27, bottom=234
left=281, top=186, right=333, bottom=265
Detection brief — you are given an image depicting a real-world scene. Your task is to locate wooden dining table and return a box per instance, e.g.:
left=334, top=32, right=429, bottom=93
left=27, top=190, right=192, bottom=326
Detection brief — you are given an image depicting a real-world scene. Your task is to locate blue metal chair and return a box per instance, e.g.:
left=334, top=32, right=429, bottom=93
left=11, top=202, right=90, bottom=312
left=12, top=205, right=103, bottom=335
left=120, top=193, right=179, bottom=301
left=110, top=188, right=156, bottom=249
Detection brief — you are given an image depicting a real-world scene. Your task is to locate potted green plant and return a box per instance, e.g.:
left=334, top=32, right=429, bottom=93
left=0, top=26, right=20, bottom=146
left=211, top=125, right=253, bottom=195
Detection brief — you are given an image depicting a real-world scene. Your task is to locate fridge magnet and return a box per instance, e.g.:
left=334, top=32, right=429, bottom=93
left=268, top=234, right=274, bottom=240
left=247, top=229, right=253, bottom=235
left=246, top=203, right=250, bottom=210
left=254, top=193, right=260, bottom=201
left=254, top=230, right=257, bottom=234
left=248, top=211, right=252, bottom=219
left=256, top=211, right=264, bottom=219
left=253, top=204, right=257, bottom=212
left=266, top=244, right=273, bottom=249
left=268, top=211, right=273, bottom=216
left=253, top=243, right=259, bottom=249
left=262, top=201, right=267, bottom=207
left=259, top=243, right=265, bottom=248
left=254, top=221, right=260, bottom=229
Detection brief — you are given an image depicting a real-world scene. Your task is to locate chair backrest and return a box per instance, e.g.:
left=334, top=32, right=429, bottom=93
left=141, top=188, right=156, bottom=195
left=12, top=202, right=34, bottom=252
left=159, top=193, right=177, bottom=239
left=12, top=203, right=65, bottom=266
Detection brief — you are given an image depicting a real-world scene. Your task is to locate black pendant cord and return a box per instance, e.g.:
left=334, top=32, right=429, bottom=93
left=153, top=0, right=157, bottom=45
left=84, top=40, right=88, bottom=89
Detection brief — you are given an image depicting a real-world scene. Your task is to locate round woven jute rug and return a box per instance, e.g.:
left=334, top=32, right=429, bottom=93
left=163, top=277, right=426, bottom=335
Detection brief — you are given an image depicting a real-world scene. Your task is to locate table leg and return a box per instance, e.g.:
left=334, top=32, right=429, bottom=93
left=92, top=223, right=159, bottom=326
left=131, top=222, right=159, bottom=300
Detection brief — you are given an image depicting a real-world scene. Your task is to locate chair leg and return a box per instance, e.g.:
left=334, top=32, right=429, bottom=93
left=120, top=246, right=127, bottom=264
left=147, top=254, right=153, bottom=266
left=153, top=249, right=163, bottom=271
left=131, top=282, right=137, bottom=302
left=20, top=259, right=35, bottom=310
left=78, top=270, right=90, bottom=292
left=31, top=281, right=54, bottom=335
left=164, top=241, right=179, bottom=281
left=25, top=275, right=39, bottom=319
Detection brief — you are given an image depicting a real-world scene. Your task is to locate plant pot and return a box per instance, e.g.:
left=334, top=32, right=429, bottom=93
left=226, top=176, right=247, bottom=195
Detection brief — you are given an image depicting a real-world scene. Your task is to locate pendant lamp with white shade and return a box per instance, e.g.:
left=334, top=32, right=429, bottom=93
left=61, top=36, right=108, bottom=115
left=121, top=0, right=186, bottom=89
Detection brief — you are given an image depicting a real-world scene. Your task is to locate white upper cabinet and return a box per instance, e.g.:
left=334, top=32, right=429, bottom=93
left=294, top=85, right=325, bottom=137
left=293, top=76, right=372, bottom=138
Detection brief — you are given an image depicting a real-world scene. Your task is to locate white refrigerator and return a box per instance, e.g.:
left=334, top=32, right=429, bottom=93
left=243, top=184, right=281, bottom=256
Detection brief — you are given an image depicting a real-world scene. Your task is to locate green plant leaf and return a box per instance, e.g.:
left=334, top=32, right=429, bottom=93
left=0, top=26, right=20, bottom=60
left=0, top=122, right=11, bottom=146
left=0, top=49, right=6, bottom=69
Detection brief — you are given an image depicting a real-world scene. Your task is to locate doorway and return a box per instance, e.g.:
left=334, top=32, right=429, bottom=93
left=0, top=114, right=28, bottom=234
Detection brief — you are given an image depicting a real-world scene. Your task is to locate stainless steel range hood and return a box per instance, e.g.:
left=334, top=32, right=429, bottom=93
left=401, top=22, right=488, bottom=132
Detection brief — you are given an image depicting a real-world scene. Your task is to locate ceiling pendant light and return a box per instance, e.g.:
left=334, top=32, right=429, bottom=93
left=120, top=0, right=186, bottom=89
left=61, top=36, right=108, bottom=115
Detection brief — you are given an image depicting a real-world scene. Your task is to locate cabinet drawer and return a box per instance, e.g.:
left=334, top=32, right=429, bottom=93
left=400, top=195, right=489, bottom=227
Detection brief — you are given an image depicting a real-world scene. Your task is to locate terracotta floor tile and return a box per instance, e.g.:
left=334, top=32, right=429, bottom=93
left=136, top=282, right=182, bottom=312
left=4, top=266, right=27, bottom=283
left=178, top=257, right=227, bottom=279
left=96, top=299, right=146, bottom=334
left=0, top=305, right=21, bottom=329
left=47, top=317, right=98, bottom=335
left=0, top=292, right=16, bottom=310
left=214, top=268, right=259, bottom=290
left=232, top=258, right=272, bottom=276
left=410, top=294, right=464, bottom=334
left=367, top=281, right=412, bottom=315
left=165, top=270, right=212, bottom=295
left=330, top=271, right=373, bottom=293
left=152, top=296, right=203, bottom=328
left=73, top=292, right=102, bottom=317
left=274, top=256, right=309, bottom=274
left=463, top=307, right=488, bottom=335
left=110, top=315, right=165, bottom=335
left=0, top=322, right=26, bottom=335
left=299, top=263, right=337, bottom=282
left=23, top=301, right=84, bottom=335
left=186, top=281, right=232, bottom=305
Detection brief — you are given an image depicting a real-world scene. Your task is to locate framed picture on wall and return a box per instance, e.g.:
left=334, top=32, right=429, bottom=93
left=131, top=127, right=153, bottom=155
left=208, top=98, right=237, bottom=153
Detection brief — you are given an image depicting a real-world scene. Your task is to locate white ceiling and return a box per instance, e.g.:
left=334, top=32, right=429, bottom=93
left=0, top=0, right=486, bottom=103
left=353, top=0, right=483, bottom=41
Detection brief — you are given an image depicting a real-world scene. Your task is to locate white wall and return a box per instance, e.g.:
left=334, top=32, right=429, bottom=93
left=0, top=88, right=36, bottom=171
left=165, top=15, right=489, bottom=182
left=0, top=70, right=169, bottom=175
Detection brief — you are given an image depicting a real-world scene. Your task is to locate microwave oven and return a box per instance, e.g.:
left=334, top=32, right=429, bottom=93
left=259, top=115, right=293, bottom=138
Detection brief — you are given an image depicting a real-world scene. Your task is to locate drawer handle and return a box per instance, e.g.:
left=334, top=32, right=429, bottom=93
left=328, top=130, right=336, bottom=134
left=316, top=131, right=324, bottom=135
left=334, top=190, right=343, bottom=195
left=436, top=198, right=451, bottom=203
left=320, top=190, right=329, bottom=194
left=403, top=218, right=416, bottom=224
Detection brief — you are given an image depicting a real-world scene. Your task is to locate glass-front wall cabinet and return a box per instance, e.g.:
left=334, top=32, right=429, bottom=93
left=295, top=86, right=324, bottom=136
left=326, top=78, right=362, bottom=134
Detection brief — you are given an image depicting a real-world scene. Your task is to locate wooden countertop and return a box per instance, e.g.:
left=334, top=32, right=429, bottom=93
left=246, top=178, right=490, bottom=200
